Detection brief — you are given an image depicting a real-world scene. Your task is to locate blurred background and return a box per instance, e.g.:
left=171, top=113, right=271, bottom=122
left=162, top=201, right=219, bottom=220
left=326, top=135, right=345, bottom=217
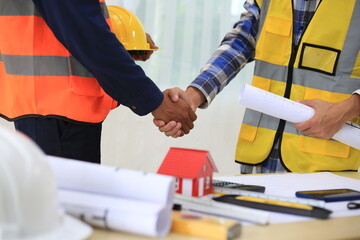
left=0, top=0, right=254, bottom=175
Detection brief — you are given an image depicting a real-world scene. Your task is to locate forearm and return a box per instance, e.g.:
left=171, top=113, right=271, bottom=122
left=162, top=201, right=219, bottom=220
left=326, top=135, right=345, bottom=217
left=189, top=0, right=259, bottom=108
left=345, top=93, right=360, bottom=120
left=185, top=87, right=206, bottom=109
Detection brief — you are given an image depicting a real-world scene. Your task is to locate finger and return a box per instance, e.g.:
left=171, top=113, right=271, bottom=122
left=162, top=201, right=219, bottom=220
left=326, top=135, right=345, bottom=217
left=171, top=130, right=183, bottom=138
left=165, top=123, right=182, bottom=137
left=189, top=109, right=197, bottom=122
left=142, top=51, right=153, bottom=61
left=297, top=99, right=318, bottom=108
left=294, top=122, right=311, bottom=132
left=183, top=117, right=194, bottom=131
left=153, top=119, right=166, bottom=127
left=159, top=121, right=178, bottom=132
left=146, top=33, right=158, bottom=49
left=181, top=124, right=190, bottom=134
left=146, top=50, right=154, bottom=57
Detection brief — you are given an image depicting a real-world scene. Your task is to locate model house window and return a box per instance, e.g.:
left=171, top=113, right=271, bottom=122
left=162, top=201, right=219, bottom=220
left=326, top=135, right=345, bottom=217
left=205, top=176, right=210, bottom=189
left=175, top=178, right=179, bottom=190
left=203, top=165, right=207, bottom=171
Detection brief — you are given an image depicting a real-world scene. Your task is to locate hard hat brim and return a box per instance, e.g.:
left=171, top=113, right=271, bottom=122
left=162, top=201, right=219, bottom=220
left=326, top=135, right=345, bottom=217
left=22, top=214, right=93, bottom=240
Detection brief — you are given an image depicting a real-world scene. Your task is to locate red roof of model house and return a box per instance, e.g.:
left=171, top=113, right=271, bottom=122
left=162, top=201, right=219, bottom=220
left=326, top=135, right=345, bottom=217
left=157, top=148, right=218, bottom=197
left=157, top=147, right=218, bottom=178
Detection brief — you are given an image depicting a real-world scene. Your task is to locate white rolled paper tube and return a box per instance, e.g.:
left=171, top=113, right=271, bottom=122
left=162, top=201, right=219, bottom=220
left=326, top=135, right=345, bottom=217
left=48, top=156, right=175, bottom=207
left=59, top=190, right=172, bottom=238
left=238, top=84, right=360, bottom=150
left=238, top=84, right=314, bottom=123
left=332, top=123, right=360, bottom=150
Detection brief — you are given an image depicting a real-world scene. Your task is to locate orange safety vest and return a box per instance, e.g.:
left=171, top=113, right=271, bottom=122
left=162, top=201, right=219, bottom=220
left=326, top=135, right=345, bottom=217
left=0, top=0, right=118, bottom=124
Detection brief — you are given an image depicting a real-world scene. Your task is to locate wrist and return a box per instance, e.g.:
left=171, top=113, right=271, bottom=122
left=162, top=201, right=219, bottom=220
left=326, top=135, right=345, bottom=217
left=186, top=87, right=205, bottom=108
left=343, top=93, right=360, bottom=120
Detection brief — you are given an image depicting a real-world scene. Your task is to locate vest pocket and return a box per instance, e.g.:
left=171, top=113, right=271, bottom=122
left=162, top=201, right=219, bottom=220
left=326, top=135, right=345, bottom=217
left=240, top=111, right=262, bottom=142
left=255, top=16, right=292, bottom=65
left=299, top=43, right=340, bottom=76
left=70, top=76, right=104, bottom=97
left=298, top=135, right=349, bottom=158
left=68, top=56, right=104, bottom=97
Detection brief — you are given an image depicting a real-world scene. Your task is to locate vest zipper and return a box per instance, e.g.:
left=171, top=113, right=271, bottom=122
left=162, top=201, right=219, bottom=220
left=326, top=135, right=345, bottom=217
left=275, top=1, right=323, bottom=171
left=272, top=0, right=299, bottom=171
left=272, top=43, right=298, bottom=171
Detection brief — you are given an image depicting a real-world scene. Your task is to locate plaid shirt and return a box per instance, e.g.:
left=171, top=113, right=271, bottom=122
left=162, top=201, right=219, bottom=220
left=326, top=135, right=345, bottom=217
left=190, top=0, right=319, bottom=174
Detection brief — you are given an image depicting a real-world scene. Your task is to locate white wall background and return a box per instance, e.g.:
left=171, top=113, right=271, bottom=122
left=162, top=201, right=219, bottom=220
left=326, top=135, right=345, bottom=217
left=0, top=0, right=254, bottom=175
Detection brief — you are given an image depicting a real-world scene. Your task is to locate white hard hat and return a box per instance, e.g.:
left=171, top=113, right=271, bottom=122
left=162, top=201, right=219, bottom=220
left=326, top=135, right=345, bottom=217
left=0, top=126, right=92, bottom=240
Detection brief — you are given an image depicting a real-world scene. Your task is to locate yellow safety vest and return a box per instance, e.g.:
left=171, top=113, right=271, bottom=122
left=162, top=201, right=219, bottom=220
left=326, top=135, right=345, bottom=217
left=236, top=0, right=360, bottom=172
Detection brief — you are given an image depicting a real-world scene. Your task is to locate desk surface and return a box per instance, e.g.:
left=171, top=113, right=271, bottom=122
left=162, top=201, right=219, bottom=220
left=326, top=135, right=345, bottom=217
left=88, top=172, right=360, bottom=240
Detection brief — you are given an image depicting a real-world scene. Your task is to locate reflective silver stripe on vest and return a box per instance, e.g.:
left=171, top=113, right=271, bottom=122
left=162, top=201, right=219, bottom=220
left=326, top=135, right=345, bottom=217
left=255, top=60, right=360, bottom=94
left=2, top=55, right=94, bottom=78
left=242, top=108, right=280, bottom=130
left=243, top=108, right=301, bottom=135
left=337, top=0, right=360, bottom=80
left=254, top=61, right=288, bottom=84
left=293, top=67, right=359, bottom=94
left=0, top=1, right=41, bottom=17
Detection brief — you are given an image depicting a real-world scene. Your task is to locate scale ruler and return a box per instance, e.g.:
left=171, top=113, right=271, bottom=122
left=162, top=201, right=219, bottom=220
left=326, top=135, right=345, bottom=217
left=174, top=194, right=269, bottom=225
left=213, top=187, right=325, bottom=208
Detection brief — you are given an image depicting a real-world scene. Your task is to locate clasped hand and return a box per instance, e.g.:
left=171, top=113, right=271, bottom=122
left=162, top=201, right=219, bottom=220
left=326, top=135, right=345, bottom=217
left=153, top=87, right=204, bottom=138
left=152, top=89, right=197, bottom=135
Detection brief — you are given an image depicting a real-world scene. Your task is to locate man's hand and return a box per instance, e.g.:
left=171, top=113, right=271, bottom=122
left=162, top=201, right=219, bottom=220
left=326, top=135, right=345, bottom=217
left=294, top=94, right=360, bottom=139
left=153, top=87, right=205, bottom=138
left=152, top=89, right=197, bottom=134
left=132, top=33, right=158, bottom=61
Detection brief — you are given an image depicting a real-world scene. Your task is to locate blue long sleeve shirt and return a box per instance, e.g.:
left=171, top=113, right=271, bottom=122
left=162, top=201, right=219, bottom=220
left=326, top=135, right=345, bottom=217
left=32, top=0, right=163, bottom=116
left=190, top=0, right=320, bottom=109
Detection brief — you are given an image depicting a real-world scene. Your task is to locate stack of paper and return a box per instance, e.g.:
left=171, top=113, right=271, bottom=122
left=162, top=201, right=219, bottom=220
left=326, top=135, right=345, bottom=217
left=47, top=156, right=175, bottom=238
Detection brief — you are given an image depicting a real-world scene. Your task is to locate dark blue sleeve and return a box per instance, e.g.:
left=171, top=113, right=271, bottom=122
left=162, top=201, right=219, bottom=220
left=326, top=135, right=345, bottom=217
left=32, top=0, right=163, bottom=116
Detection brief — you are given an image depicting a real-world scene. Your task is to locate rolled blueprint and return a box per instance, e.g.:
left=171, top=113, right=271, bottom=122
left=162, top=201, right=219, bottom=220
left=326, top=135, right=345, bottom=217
left=238, top=84, right=360, bottom=150
left=58, top=190, right=172, bottom=238
left=48, top=156, right=175, bottom=208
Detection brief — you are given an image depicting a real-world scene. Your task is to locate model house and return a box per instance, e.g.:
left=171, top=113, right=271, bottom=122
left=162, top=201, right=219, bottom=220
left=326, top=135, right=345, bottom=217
left=157, top=147, right=218, bottom=197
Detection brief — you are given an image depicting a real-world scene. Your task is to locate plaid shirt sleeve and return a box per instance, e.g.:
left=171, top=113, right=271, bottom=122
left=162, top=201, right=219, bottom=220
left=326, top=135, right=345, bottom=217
left=189, top=0, right=260, bottom=108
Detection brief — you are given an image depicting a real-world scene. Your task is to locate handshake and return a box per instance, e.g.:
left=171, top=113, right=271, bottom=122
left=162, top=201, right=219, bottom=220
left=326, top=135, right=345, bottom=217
left=151, top=87, right=205, bottom=138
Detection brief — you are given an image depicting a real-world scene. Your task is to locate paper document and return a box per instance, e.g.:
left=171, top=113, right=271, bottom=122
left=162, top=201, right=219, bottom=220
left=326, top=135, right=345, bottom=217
left=239, top=84, right=360, bottom=149
left=47, top=156, right=175, bottom=237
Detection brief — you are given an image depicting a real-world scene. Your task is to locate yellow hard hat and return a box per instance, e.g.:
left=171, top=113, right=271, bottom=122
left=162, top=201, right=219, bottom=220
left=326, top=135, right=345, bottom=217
left=108, top=5, right=156, bottom=55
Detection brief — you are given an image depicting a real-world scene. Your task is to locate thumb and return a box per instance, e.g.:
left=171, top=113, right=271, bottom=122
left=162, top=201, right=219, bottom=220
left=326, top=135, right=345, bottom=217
left=167, top=89, right=180, bottom=102
left=297, top=99, right=317, bottom=108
